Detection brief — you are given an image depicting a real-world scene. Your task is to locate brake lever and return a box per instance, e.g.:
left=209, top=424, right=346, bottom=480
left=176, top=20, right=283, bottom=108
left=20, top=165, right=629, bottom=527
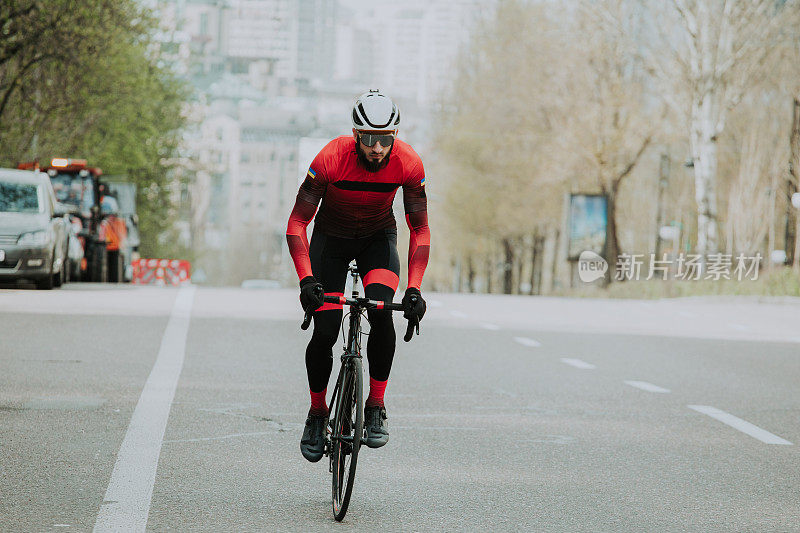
left=403, top=316, right=419, bottom=342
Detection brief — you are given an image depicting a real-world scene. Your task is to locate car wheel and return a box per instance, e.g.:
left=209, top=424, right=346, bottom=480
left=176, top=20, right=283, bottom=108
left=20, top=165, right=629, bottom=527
left=37, top=270, right=54, bottom=290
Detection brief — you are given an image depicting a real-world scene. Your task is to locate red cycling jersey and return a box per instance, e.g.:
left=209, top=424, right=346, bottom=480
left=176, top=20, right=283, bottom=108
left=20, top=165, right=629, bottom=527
left=286, top=135, right=430, bottom=290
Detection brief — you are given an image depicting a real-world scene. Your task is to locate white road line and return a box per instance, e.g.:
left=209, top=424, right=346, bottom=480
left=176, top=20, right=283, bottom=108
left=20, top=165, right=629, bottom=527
left=688, top=405, right=793, bottom=445
left=449, top=310, right=468, bottom=318
left=624, top=380, right=670, bottom=393
left=559, top=358, right=595, bottom=369
left=94, top=286, right=196, bottom=533
left=514, top=336, right=542, bottom=347
left=480, top=323, right=500, bottom=331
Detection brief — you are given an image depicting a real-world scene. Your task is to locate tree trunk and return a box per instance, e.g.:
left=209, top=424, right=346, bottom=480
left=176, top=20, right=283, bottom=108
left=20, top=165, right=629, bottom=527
left=690, top=94, right=720, bottom=256
left=654, top=153, right=670, bottom=257
left=467, top=255, right=475, bottom=293
left=502, top=238, right=514, bottom=294
left=530, top=232, right=537, bottom=295
left=550, top=228, right=560, bottom=292
left=786, top=97, right=800, bottom=265
left=532, top=235, right=545, bottom=294
left=768, top=173, right=776, bottom=269
left=604, top=186, right=621, bottom=282
left=485, top=252, right=492, bottom=294
left=515, top=238, right=524, bottom=294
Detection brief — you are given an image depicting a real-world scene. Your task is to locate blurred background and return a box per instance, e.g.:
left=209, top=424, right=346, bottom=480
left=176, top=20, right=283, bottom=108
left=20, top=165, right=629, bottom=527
left=3, top=0, right=800, bottom=296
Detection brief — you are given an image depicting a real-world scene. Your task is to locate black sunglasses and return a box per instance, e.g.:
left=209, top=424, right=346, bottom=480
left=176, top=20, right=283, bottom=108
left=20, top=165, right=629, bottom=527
left=358, top=132, right=395, bottom=147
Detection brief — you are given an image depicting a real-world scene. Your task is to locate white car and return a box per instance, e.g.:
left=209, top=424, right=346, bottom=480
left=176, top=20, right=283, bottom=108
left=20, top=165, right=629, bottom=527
left=0, top=168, right=69, bottom=289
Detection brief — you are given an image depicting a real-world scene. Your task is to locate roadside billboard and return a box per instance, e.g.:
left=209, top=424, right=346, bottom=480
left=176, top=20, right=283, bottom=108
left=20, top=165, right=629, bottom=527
left=568, top=194, right=608, bottom=260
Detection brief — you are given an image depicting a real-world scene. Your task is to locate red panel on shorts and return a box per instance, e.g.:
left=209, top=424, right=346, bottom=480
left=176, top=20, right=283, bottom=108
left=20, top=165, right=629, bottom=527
left=363, top=268, right=399, bottom=291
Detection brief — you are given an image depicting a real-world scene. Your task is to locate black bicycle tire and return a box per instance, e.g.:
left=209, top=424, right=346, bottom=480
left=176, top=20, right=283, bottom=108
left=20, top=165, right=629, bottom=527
left=331, top=365, right=352, bottom=519
left=331, top=357, right=363, bottom=521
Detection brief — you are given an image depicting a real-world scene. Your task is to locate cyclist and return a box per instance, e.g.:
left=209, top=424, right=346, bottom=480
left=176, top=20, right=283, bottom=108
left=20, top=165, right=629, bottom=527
left=286, top=90, right=429, bottom=462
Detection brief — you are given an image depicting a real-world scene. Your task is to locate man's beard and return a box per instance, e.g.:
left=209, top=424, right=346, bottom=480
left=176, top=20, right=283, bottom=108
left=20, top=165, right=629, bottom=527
left=356, top=142, right=392, bottom=173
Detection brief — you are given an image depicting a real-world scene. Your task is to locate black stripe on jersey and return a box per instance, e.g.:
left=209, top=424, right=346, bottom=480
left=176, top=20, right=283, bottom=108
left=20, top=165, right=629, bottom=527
left=332, top=180, right=400, bottom=192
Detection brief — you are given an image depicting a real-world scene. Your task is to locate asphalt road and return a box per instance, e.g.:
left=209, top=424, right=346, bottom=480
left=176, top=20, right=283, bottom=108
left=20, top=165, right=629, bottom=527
left=1, top=285, right=798, bottom=532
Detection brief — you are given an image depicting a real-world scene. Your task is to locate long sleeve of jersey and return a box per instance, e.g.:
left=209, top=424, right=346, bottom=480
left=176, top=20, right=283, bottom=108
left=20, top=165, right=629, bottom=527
left=403, top=165, right=430, bottom=290
left=286, top=173, right=326, bottom=281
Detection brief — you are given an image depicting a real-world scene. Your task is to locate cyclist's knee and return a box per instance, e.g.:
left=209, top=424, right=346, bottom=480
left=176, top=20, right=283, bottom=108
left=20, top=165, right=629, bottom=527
left=310, top=328, right=338, bottom=349
left=367, top=309, right=394, bottom=329
left=310, top=311, right=340, bottom=348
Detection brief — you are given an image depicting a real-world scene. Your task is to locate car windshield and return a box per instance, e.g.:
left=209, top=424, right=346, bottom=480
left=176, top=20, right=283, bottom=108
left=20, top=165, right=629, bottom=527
left=50, top=172, right=93, bottom=211
left=0, top=182, right=42, bottom=213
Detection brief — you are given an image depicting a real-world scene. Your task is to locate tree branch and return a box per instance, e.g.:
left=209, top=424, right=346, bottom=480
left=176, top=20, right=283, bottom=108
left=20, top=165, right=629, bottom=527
left=612, top=134, right=652, bottom=189
left=0, top=52, right=52, bottom=125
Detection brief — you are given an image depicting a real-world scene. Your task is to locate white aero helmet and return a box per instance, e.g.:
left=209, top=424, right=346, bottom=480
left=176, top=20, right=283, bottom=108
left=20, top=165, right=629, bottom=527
left=351, top=90, right=400, bottom=131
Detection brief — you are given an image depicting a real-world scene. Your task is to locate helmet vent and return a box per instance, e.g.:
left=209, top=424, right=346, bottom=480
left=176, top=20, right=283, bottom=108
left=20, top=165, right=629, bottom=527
left=352, top=108, right=364, bottom=127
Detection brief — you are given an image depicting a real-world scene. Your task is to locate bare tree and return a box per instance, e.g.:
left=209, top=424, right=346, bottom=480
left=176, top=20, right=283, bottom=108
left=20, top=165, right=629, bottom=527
left=435, top=0, right=567, bottom=293
left=722, top=106, right=787, bottom=255
left=644, top=0, right=799, bottom=256
left=560, top=0, right=659, bottom=277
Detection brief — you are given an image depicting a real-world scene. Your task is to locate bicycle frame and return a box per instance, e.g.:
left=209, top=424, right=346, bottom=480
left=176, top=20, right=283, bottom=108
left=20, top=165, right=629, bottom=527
left=326, top=265, right=364, bottom=462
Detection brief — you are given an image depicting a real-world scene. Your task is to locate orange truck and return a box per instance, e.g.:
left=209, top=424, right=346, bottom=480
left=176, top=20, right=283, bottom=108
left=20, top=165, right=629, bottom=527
left=18, top=158, right=136, bottom=282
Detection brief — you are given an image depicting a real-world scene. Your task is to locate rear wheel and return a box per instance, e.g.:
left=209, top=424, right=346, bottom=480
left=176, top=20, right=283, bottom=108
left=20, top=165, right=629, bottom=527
left=107, top=250, right=122, bottom=283
left=91, top=243, right=108, bottom=283
left=331, top=357, right=363, bottom=521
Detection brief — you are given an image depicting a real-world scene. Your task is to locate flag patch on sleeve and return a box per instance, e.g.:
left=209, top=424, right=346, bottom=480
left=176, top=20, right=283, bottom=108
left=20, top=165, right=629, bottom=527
left=307, top=168, right=317, bottom=179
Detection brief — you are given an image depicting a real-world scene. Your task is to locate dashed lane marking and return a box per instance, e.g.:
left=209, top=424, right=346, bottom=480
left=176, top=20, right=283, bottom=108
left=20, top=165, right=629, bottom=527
left=94, top=286, right=196, bottom=532
left=688, top=405, right=793, bottom=445
left=449, top=310, right=468, bottom=318
left=624, top=380, right=671, bottom=393
left=480, top=323, right=500, bottom=331
left=559, top=358, right=596, bottom=369
left=514, top=336, right=542, bottom=347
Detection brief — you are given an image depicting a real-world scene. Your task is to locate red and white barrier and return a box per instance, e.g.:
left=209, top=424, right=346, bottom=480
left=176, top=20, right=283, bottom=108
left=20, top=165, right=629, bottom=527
left=132, top=258, right=191, bottom=286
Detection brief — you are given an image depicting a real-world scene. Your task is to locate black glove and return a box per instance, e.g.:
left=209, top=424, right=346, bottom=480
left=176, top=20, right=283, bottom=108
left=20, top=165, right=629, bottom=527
left=299, top=276, right=324, bottom=313
left=402, top=287, right=426, bottom=322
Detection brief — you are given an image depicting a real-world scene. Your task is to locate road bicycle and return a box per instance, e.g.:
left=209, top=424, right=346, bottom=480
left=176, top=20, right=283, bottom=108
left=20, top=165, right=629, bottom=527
left=301, top=262, right=418, bottom=521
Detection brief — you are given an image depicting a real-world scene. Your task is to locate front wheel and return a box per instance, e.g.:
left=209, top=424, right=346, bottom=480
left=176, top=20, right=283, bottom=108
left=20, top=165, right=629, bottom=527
left=53, top=259, right=64, bottom=288
left=36, top=273, right=54, bottom=290
left=331, top=357, right=363, bottom=521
